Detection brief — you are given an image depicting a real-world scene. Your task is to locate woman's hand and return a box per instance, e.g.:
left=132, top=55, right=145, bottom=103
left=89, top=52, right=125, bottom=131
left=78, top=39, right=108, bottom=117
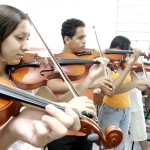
left=6, top=105, right=80, bottom=148
left=127, top=48, right=142, bottom=66
left=88, top=57, right=110, bottom=82
left=68, top=96, right=96, bottom=117
left=89, top=75, right=115, bottom=91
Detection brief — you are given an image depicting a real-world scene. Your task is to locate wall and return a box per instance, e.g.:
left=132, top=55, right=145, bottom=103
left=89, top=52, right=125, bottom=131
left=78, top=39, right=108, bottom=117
left=0, top=0, right=118, bottom=54
left=1, top=0, right=150, bottom=55
left=117, top=0, right=150, bottom=52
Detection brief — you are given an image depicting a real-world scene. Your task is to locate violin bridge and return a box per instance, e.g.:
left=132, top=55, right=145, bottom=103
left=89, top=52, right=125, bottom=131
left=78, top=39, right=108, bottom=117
left=43, top=57, right=49, bottom=66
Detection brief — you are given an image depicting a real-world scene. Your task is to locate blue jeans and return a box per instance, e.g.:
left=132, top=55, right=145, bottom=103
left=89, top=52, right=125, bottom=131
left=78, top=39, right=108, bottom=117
left=98, top=103, right=131, bottom=150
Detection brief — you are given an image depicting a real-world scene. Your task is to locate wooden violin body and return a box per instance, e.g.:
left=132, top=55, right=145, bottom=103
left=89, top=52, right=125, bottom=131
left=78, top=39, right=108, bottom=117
left=7, top=53, right=87, bottom=90
left=0, top=78, right=22, bottom=125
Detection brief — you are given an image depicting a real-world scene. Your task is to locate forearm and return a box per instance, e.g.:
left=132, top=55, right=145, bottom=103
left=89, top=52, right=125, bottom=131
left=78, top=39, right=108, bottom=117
left=104, top=65, right=133, bottom=96
left=115, top=81, right=148, bottom=94
left=114, top=65, right=133, bottom=90
left=58, top=75, right=93, bottom=102
left=47, top=79, right=78, bottom=94
left=0, top=120, right=17, bottom=150
left=114, top=82, right=138, bottom=94
left=136, top=85, right=149, bottom=91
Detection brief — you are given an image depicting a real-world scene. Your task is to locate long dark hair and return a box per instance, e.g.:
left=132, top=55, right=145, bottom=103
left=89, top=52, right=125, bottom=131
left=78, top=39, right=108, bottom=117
left=110, top=35, right=131, bottom=50
left=0, top=5, right=28, bottom=44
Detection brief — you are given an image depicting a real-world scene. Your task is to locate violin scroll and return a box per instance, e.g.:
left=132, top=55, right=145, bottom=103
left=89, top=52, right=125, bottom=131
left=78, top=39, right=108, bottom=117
left=105, top=126, right=123, bottom=148
left=80, top=116, right=123, bottom=148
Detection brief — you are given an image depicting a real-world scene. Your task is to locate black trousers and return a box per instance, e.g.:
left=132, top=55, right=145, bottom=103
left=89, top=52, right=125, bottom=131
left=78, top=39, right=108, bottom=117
left=44, top=135, right=92, bottom=150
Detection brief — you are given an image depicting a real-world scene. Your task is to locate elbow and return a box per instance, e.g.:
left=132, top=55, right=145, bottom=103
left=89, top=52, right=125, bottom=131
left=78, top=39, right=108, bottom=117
left=101, top=88, right=115, bottom=97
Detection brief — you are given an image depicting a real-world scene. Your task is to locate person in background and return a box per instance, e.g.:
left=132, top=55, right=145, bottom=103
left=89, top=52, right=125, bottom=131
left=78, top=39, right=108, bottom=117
left=98, top=35, right=150, bottom=150
left=46, top=18, right=114, bottom=150
left=128, top=71, right=148, bottom=150
left=0, top=5, right=110, bottom=150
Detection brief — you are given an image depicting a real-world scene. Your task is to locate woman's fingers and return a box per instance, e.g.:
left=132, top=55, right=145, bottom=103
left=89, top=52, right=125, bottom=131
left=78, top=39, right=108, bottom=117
left=45, top=105, right=79, bottom=130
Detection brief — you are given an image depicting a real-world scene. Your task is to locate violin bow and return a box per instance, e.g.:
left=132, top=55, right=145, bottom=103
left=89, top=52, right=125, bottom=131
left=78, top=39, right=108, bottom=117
left=93, top=26, right=106, bottom=60
left=27, top=14, right=80, bottom=98
left=93, top=26, right=114, bottom=92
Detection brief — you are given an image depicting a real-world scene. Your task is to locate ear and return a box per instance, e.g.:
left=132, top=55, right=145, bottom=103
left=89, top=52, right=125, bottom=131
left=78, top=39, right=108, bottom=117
left=0, top=52, right=6, bottom=63
left=64, top=36, right=70, bottom=44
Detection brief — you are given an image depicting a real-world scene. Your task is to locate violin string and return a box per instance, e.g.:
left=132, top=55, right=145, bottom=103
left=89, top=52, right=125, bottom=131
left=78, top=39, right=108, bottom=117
left=27, top=14, right=79, bottom=97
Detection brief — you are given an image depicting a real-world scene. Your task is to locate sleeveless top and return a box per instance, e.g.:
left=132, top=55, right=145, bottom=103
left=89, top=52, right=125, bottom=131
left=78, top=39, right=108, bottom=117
left=103, top=71, right=131, bottom=109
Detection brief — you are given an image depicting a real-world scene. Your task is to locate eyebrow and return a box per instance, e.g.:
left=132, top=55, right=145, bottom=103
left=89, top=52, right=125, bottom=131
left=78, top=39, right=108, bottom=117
left=16, top=32, right=30, bottom=37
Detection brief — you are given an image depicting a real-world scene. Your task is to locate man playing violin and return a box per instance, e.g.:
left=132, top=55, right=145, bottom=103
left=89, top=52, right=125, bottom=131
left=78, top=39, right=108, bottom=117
left=48, top=18, right=114, bottom=96
left=46, top=18, right=115, bottom=150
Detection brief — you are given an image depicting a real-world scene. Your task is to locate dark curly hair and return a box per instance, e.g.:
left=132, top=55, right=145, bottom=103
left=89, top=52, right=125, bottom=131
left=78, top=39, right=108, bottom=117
left=61, top=18, right=85, bottom=44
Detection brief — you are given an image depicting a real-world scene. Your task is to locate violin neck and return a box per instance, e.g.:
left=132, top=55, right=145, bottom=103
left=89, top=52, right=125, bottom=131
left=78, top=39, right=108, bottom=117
left=56, top=58, right=99, bottom=65
left=105, top=49, right=133, bottom=54
left=0, top=83, right=82, bottom=117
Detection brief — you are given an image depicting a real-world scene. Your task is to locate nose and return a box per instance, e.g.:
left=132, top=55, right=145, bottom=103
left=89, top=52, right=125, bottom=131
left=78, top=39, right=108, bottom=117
left=82, top=38, right=86, bottom=44
left=21, top=41, right=30, bottom=52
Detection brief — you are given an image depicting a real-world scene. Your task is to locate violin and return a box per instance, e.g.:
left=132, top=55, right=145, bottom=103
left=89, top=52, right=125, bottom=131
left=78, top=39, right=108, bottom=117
left=0, top=78, right=123, bottom=148
left=7, top=53, right=100, bottom=90
left=121, top=60, right=150, bottom=72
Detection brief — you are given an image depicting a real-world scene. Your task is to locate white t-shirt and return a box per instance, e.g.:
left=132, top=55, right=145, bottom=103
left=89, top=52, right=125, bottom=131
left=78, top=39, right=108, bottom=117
left=129, top=88, right=143, bottom=112
left=129, top=71, right=147, bottom=112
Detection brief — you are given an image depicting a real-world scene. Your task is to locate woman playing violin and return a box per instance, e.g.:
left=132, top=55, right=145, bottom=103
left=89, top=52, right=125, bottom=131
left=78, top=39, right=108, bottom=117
left=0, top=5, right=81, bottom=150
left=46, top=18, right=115, bottom=150
left=98, top=35, right=150, bottom=150
left=0, top=5, right=110, bottom=150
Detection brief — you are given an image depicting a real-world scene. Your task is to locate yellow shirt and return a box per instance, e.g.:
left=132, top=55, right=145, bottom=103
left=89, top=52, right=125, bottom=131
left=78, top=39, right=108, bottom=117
left=103, top=71, right=131, bottom=108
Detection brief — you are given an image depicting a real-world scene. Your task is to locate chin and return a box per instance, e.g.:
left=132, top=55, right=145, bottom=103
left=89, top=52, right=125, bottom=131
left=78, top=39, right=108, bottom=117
left=79, top=48, right=86, bottom=52
left=11, top=60, right=21, bottom=65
